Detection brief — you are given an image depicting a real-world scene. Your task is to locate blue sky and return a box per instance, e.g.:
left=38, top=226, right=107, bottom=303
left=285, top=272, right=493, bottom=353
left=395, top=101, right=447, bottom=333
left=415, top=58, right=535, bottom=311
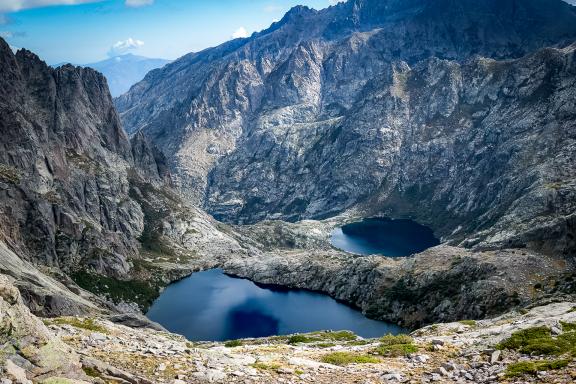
left=0, top=0, right=340, bottom=64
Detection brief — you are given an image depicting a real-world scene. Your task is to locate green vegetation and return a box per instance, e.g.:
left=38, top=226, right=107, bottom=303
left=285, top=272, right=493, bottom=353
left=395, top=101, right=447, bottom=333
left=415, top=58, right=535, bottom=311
left=497, top=326, right=576, bottom=356
left=0, top=164, right=20, bottom=184
left=459, top=320, right=477, bottom=327
left=288, top=334, right=313, bottom=344
left=375, top=334, right=418, bottom=357
left=287, top=331, right=358, bottom=345
left=347, top=339, right=372, bottom=346
left=505, top=359, right=569, bottom=378
left=224, top=340, right=243, bottom=348
left=71, top=270, right=159, bottom=311
left=561, top=321, right=576, bottom=332
left=82, top=366, right=101, bottom=378
left=320, top=352, right=380, bottom=366
left=251, top=362, right=281, bottom=370
left=48, top=318, right=107, bottom=333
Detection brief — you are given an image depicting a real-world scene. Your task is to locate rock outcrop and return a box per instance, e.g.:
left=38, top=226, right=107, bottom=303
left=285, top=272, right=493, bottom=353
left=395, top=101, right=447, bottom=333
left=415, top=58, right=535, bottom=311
left=5, top=284, right=576, bottom=384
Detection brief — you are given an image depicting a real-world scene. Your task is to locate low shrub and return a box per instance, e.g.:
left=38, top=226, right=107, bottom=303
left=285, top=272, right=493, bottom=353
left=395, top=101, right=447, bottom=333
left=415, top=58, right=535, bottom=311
left=375, top=333, right=418, bottom=357
left=288, top=334, right=313, bottom=344
left=497, top=326, right=576, bottom=356
left=224, top=340, right=242, bottom=347
left=505, top=359, right=569, bottom=377
left=320, top=352, right=380, bottom=366
left=49, top=318, right=107, bottom=334
left=251, top=362, right=281, bottom=370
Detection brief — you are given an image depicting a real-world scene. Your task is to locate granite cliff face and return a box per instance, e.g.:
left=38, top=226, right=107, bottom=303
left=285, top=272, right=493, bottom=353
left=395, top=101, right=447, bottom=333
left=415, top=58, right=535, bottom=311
left=0, top=37, right=186, bottom=315
left=116, top=0, right=576, bottom=257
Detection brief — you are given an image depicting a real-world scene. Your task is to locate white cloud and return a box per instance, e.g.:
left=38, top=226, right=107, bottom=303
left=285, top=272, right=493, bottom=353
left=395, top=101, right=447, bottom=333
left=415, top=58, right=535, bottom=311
left=328, top=0, right=345, bottom=4
left=125, top=0, right=153, bottom=7
left=231, top=27, right=249, bottom=39
left=0, top=0, right=101, bottom=13
left=107, top=37, right=144, bottom=57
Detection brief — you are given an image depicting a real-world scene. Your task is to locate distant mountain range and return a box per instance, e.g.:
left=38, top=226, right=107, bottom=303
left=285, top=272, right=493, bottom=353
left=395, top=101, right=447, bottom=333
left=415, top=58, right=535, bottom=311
left=54, top=54, right=170, bottom=97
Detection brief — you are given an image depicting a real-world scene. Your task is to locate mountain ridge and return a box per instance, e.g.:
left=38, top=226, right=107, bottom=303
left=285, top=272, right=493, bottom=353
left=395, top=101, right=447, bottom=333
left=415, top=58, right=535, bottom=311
left=116, top=0, right=576, bottom=257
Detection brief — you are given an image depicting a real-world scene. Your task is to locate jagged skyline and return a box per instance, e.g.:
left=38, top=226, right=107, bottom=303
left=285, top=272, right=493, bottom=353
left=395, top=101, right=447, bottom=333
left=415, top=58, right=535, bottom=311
left=0, top=0, right=339, bottom=64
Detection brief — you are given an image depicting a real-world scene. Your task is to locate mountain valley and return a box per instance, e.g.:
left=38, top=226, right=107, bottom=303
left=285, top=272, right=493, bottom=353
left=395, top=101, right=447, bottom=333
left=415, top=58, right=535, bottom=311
left=1, top=0, right=576, bottom=383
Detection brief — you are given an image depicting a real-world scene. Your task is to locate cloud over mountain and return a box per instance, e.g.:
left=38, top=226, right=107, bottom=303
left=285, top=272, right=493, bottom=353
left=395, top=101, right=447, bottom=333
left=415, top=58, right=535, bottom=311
left=107, top=37, right=144, bottom=57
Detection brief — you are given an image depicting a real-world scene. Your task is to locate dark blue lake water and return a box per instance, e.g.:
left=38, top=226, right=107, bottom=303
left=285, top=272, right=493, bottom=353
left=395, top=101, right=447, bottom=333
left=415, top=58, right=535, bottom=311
left=331, top=217, right=439, bottom=256
left=146, top=269, right=404, bottom=341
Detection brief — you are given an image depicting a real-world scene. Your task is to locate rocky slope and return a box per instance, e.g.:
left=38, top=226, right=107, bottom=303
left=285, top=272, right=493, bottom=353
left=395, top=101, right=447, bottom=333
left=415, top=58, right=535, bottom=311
left=0, top=36, right=242, bottom=317
left=3, top=272, right=576, bottom=383
left=116, top=0, right=576, bottom=257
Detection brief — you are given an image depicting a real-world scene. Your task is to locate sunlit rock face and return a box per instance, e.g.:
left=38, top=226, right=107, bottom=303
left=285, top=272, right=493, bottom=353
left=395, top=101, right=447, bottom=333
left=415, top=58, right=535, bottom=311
left=116, top=0, right=576, bottom=256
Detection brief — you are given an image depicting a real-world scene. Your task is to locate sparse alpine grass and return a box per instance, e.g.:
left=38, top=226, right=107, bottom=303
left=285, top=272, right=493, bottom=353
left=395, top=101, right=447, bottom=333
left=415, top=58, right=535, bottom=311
left=47, top=317, right=107, bottom=334
left=505, top=359, right=570, bottom=377
left=320, top=352, right=380, bottom=366
left=224, top=339, right=242, bottom=347
left=374, top=334, right=418, bottom=357
left=497, top=326, right=576, bottom=356
left=287, top=330, right=359, bottom=345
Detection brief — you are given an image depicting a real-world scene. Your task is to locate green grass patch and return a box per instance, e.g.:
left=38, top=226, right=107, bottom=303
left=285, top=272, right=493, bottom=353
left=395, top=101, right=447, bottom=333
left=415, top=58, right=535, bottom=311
left=459, top=320, right=477, bottom=327
left=561, top=321, right=576, bottom=332
left=320, top=352, right=380, bottom=366
left=82, top=366, right=101, bottom=378
left=251, top=362, right=281, bottom=371
left=505, top=359, right=569, bottom=378
left=379, top=334, right=414, bottom=345
left=497, top=327, right=576, bottom=356
left=71, top=270, right=160, bottom=311
left=287, top=331, right=358, bottom=345
left=48, top=318, right=107, bottom=334
left=315, top=330, right=357, bottom=341
left=224, top=340, right=242, bottom=348
left=347, top=339, right=372, bottom=346
left=375, top=334, right=418, bottom=357
left=288, top=334, right=314, bottom=344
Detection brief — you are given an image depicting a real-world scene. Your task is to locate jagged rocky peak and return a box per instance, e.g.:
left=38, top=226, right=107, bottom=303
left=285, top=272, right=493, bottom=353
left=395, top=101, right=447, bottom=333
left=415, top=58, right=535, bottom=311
left=0, top=37, right=174, bottom=312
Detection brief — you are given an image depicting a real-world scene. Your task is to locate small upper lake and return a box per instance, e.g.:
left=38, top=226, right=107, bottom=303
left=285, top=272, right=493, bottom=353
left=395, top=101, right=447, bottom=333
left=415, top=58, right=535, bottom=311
left=146, top=269, right=404, bottom=341
left=331, top=217, right=439, bottom=257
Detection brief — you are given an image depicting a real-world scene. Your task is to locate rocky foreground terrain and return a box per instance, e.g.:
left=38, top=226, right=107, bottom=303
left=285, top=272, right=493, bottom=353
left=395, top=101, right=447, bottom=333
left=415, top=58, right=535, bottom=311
left=2, top=273, right=576, bottom=384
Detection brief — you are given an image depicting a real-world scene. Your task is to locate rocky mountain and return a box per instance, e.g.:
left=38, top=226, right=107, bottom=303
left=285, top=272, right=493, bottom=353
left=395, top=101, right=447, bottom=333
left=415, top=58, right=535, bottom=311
left=0, top=37, right=186, bottom=315
left=116, top=0, right=576, bottom=258
left=85, top=54, right=170, bottom=97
